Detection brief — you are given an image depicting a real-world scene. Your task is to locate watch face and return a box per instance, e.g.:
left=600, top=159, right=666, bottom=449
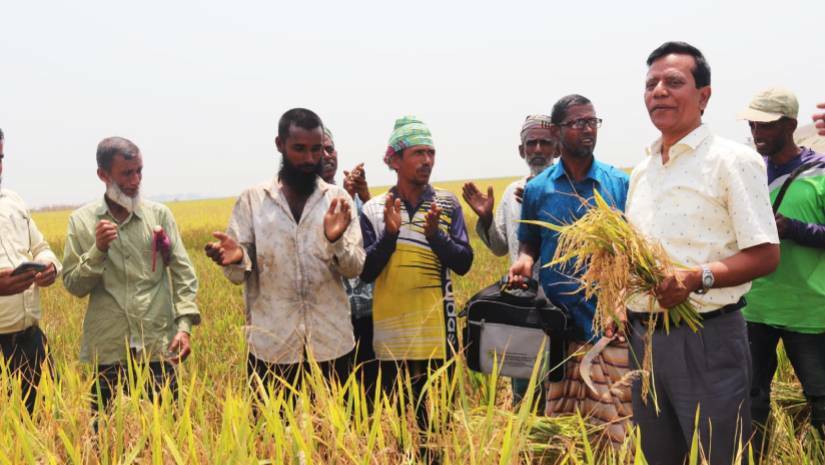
left=703, top=271, right=714, bottom=288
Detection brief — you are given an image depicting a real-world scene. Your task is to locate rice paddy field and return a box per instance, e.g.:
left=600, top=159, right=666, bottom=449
left=3, top=177, right=819, bottom=464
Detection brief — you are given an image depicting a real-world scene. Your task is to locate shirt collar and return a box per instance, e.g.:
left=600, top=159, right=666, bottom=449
left=646, top=124, right=711, bottom=159
left=548, top=157, right=601, bottom=182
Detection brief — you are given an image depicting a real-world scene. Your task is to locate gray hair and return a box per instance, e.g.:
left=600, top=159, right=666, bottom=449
left=96, top=137, right=140, bottom=171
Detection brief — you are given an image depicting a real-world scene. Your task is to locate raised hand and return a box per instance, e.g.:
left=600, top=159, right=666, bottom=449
left=0, top=268, right=37, bottom=296
left=423, top=201, right=442, bottom=239
left=344, top=163, right=371, bottom=201
left=204, top=232, right=244, bottom=266
left=461, top=182, right=494, bottom=229
left=384, top=193, right=402, bottom=235
left=95, top=219, right=118, bottom=252
left=814, top=103, right=825, bottom=136
left=324, top=197, right=352, bottom=243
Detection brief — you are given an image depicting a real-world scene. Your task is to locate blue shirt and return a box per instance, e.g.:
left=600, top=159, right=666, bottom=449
left=518, top=159, right=629, bottom=340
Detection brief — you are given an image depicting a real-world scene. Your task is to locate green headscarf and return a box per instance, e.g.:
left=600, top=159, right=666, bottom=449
left=384, top=116, right=434, bottom=167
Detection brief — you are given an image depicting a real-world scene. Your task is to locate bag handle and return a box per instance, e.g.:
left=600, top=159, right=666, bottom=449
left=773, top=160, right=825, bottom=213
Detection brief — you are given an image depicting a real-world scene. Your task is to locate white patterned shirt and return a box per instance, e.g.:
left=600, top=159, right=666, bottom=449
left=625, top=124, right=779, bottom=314
left=223, top=178, right=365, bottom=364
left=0, top=190, right=62, bottom=333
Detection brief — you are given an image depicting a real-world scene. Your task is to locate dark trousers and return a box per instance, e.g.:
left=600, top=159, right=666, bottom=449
left=246, top=352, right=352, bottom=398
left=351, top=315, right=379, bottom=405
left=631, top=310, right=752, bottom=465
left=0, top=325, right=49, bottom=415
left=380, top=359, right=451, bottom=432
left=748, top=322, right=825, bottom=454
left=92, top=359, right=178, bottom=412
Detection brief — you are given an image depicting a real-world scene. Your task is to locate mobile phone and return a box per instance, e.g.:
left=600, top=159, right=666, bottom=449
left=11, top=262, right=48, bottom=276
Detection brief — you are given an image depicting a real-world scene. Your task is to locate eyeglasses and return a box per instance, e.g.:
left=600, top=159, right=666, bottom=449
left=560, top=118, right=603, bottom=129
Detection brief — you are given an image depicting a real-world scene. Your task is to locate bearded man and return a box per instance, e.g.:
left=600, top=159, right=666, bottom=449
left=63, top=136, right=200, bottom=411
left=205, top=108, right=364, bottom=393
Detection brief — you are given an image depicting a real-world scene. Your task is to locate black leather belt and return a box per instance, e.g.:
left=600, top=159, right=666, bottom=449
left=628, top=298, right=746, bottom=329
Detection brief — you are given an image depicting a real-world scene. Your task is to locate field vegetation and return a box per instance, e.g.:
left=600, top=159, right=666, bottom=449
left=0, top=177, right=817, bottom=464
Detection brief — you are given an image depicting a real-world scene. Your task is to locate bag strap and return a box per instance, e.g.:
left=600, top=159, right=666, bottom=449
left=773, top=160, right=825, bottom=213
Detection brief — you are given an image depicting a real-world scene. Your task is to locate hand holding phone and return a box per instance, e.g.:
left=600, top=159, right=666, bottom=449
left=11, top=262, right=48, bottom=276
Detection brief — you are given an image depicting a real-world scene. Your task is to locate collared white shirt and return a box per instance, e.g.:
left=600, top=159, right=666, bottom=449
left=224, top=178, right=364, bottom=364
left=0, top=190, right=62, bottom=333
left=625, top=124, right=779, bottom=314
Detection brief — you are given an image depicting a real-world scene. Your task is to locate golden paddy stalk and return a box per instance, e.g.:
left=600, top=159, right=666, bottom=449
left=520, top=189, right=702, bottom=401
left=0, top=180, right=813, bottom=464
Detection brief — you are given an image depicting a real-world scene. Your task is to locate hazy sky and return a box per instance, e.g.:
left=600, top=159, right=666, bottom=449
left=2, top=0, right=823, bottom=208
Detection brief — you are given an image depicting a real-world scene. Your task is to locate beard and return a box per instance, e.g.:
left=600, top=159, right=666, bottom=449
left=106, top=182, right=141, bottom=213
left=525, top=155, right=553, bottom=176
left=563, top=142, right=594, bottom=159
left=279, top=157, right=322, bottom=197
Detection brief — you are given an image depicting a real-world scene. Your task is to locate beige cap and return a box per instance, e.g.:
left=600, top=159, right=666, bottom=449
left=738, top=87, right=799, bottom=122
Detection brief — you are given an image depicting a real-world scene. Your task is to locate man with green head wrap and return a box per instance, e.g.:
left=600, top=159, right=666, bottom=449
left=360, top=116, right=473, bottom=454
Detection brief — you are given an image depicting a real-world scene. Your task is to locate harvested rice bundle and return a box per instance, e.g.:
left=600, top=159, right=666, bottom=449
left=521, top=190, right=702, bottom=404
left=522, top=189, right=701, bottom=334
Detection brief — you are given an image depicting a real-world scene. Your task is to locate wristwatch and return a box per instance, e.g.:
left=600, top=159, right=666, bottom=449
left=695, top=264, right=714, bottom=294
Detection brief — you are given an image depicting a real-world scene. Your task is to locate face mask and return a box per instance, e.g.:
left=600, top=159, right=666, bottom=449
left=106, top=181, right=141, bottom=213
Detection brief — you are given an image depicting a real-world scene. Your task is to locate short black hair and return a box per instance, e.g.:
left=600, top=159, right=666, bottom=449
left=277, top=108, right=324, bottom=142
left=550, top=94, right=593, bottom=125
left=96, top=137, right=140, bottom=171
left=646, top=41, right=711, bottom=88
left=0, top=128, right=4, bottom=141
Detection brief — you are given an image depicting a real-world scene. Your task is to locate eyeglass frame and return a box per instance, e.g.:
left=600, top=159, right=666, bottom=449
left=559, top=118, right=603, bottom=130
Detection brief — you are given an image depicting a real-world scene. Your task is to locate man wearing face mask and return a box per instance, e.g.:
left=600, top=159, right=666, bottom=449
left=462, top=114, right=557, bottom=407
left=205, top=109, right=363, bottom=393
left=0, top=128, right=61, bottom=415
left=63, top=136, right=200, bottom=411
left=509, top=95, right=631, bottom=445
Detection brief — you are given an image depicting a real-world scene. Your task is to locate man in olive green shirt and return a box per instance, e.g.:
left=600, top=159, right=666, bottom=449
left=63, top=137, right=200, bottom=410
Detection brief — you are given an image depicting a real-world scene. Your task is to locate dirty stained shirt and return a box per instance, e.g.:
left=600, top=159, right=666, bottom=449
left=223, top=178, right=365, bottom=364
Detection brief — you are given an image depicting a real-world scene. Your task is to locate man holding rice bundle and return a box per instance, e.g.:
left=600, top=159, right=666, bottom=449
left=63, top=136, right=201, bottom=411
left=738, top=88, right=825, bottom=455
left=508, top=95, right=632, bottom=446
left=625, top=42, right=780, bottom=465
left=461, top=114, right=557, bottom=407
